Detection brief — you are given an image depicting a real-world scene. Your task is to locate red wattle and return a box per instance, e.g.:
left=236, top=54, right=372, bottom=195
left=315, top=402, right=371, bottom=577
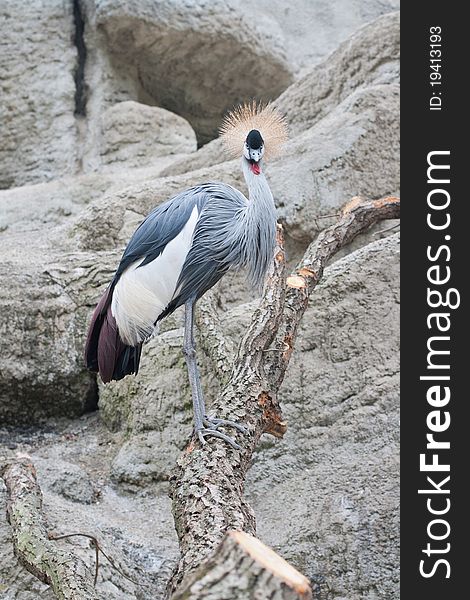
left=250, top=162, right=261, bottom=175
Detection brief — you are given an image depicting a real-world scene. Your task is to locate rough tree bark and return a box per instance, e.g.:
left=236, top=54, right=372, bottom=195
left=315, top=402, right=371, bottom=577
left=1, top=458, right=98, bottom=600
left=1, top=197, right=399, bottom=599
left=168, top=196, right=400, bottom=598
left=196, top=291, right=236, bottom=385
left=172, top=530, right=312, bottom=600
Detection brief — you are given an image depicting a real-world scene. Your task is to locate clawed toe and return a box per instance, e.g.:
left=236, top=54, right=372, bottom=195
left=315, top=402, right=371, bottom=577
left=197, top=427, right=242, bottom=450
left=203, top=415, right=247, bottom=434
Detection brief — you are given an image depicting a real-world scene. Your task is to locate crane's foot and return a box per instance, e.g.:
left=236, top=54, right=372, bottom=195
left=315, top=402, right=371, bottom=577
left=196, top=427, right=242, bottom=450
left=204, top=415, right=247, bottom=434
left=194, top=416, right=247, bottom=450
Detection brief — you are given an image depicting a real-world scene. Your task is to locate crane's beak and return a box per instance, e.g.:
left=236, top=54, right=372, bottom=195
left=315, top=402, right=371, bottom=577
left=246, top=142, right=263, bottom=175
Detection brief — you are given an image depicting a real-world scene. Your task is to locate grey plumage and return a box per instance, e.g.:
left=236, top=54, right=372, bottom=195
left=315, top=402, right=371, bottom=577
left=164, top=180, right=276, bottom=317
left=85, top=170, right=276, bottom=380
left=85, top=109, right=284, bottom=448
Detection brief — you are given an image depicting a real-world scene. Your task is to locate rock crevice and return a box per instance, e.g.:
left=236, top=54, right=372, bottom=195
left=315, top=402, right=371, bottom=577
left=72, top=0, right=88, bottom=117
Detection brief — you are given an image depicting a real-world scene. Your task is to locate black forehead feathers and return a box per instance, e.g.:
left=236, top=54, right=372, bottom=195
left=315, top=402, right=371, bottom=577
left=246, top=129, right=264, bottom=149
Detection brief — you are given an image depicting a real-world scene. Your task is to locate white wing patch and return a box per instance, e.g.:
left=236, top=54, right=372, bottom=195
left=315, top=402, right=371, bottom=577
left=111, top=206, right=199, bottom=346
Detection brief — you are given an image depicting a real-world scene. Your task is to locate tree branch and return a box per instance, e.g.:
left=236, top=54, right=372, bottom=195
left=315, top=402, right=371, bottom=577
left=196, top=291, right=236, bottom=384
left=171, top=530, right=312, bottom=600
left=168, top=197, right=400, bottom=597
left=1, top=458, right=98, bottom=600
left=269, top=196, right=400, bottom=389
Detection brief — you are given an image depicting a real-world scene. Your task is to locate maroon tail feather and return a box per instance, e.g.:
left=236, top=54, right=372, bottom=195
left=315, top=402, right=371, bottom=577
left=84, top=284, right=142, bottom=383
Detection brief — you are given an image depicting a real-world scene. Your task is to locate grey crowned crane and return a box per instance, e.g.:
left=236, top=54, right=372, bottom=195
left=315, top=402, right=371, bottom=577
left=85, top=102, right=288, bottom=449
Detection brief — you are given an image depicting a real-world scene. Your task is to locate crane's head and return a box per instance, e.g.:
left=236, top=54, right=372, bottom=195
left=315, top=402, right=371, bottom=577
left=243, top=129, right=265, bottom=175
left=219, top=101, right=287, bottom=175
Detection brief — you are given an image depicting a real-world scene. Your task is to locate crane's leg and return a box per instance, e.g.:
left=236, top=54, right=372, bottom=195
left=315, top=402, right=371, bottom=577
left=183, top=299, right=246, bottom=450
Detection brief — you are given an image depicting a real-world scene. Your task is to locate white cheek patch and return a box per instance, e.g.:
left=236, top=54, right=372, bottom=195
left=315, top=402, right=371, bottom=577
left=245, top=145, right=265, bottom=163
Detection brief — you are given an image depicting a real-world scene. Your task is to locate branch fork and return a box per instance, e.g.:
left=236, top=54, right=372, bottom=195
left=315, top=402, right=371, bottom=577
left=168, top=196, right=400, bottom=597
left=1, top=197, right=400, bottom=599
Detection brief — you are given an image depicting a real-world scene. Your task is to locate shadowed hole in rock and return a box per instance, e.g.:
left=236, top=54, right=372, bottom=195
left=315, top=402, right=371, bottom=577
left=98, top=16, right=293, bottom=145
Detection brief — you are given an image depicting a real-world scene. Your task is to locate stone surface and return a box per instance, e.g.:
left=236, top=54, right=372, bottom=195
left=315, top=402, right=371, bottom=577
left=277, top=11, right=400, bottom=133
left=0, top=154, right=193, bottom=235
left=44, top=459, right=97, bottom=504
left=163, top=10, right=400, bottom=177
left=274, top=82, right=400, bottom=242
left=100, top=101, right=197, bottom=169
left=102, top=233, right=400, bottom=599
left=246, top=0, right=400, bottom=78
left=0, top=0, right=78, bottom=189
left=0, top=414, right=178, bottom=599
left=247, top=234, right=400, bottom=600
left=91, top=0, right=293, bottom=144
left=158, top=12, right=401, bottom=243
left=0, top=1, right=398, bottom=188
left=1, top=6, right=400, bottom=598
left=0, top=233, right=106, bottom=423
left=76, top=79, right=399, bottom=254
left=0, top=233, right=399, bottom=599
left=75, top=11, right=399, bottom=255
left=0, top=10, right=399, bottom=425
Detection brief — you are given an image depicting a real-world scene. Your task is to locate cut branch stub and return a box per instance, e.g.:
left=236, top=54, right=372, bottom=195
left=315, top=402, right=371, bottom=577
left=171, top=530, right=313, bottom=600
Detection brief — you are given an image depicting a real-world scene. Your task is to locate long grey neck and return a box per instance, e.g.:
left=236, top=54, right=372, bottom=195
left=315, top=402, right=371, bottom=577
left=241, top=158, right=276, bottom=212
left=239, top=158, right=277, bottom=290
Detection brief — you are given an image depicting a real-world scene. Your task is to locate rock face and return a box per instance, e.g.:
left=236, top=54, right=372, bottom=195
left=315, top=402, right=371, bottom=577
left=0, top=9, right=399, bottom=425
left=0, top=1, right=398, bottom=188
left=1, top=4, right=400, bottom=599
left=159, top=12, right=400, bottom=241
left=0, top=0, right=78, bottom=189
left=246, top=0, right=400, bottom=77
left=247, top=234, right=400, bottom=600
left=0, top=415, right=179, bottom=600
left=0, top=238, right=108, bottom=423
left=90, top=0, right=293, bottom=144
left=0, top=233, right=399, bottom=599
left=276, top=11, right=400, bottom=136
left=75, top=12, right=399, bottom=257
left=99, top=101, right=197, bottom=169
